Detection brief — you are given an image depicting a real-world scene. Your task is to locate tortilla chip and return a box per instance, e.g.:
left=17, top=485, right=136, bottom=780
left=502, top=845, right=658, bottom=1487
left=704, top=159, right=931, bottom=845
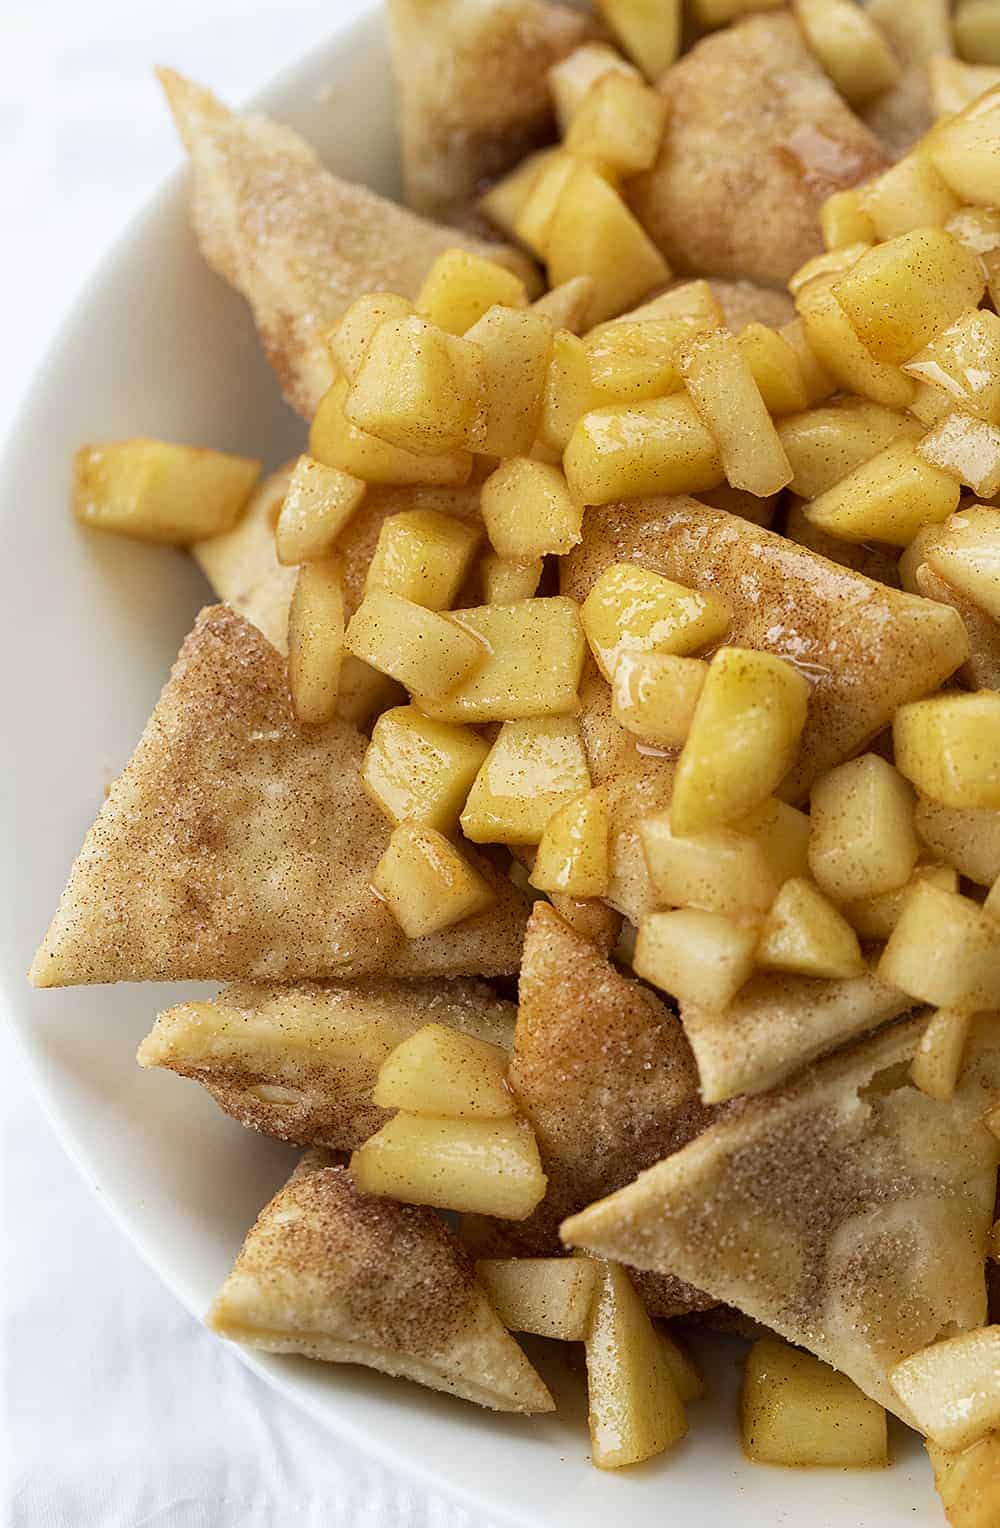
left=387, top=0, right=594, bottom=229
left=210, top=1152, right=553, bottom=1412
left=159, top=69, right=534, bottom=418
left=563, top=1013, right=1000, bottom=1420
left=681, top=963, right=915, bottom=1103
left=509, top=902, right=718, bottom=1317
left=561, top=495, right=969, bottom=800
left=139, top=978, right=516, bottom=1150
left=30, top=606, right=527, bottom=986
left=628, top=14, right=888, bottom=287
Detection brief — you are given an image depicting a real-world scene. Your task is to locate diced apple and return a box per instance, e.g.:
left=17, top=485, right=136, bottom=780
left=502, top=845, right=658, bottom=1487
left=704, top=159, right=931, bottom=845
left=73, top=438, right=259, bottom=544
left=309, top=377, right=472, bottom=486
left=597, top=0, right=682, bottom=80
left=955, top=0, right=1000, bottom=64
left=657, top=1330, right=705, bottom=1404
left=329, top=292, right=414, bottom=380
left=789, top=243, right=873, bottom=300
left=461, top=717, right=592, bottom=845
left=345, top=589, right=485, bottom=699
left=365, top=509, right=481, bottom=610
left=671, top=648, right=810, bottom=835
left=531, top=277, right=596, bottom=335
left=679, top=329, right=792, bottom=497
left=927, top=85, right=1000, bottom=206
left=373, top=1022, right=514, bottom=1118
left=564, top=394, right=725, bottom=504
left=481, top=458, right=583, bottom=559
left=779, top=317, right=837, bottom=406
left=538, top=330, right=610, bottom=453
left=757, top=877, right=865, bottom=980
left=777, top=399, right=923, bottom=500
left=480, top=554, right=543, bottom=605
left=802, top=439, right=961, bottom=547
left=904, top=310, right=1000, bottom=426
left=878, top=880, right=1000, bottom=1008
left=796, top=285, right=916, bottom=410
left=416, top=248, right=527, bottom=336
left=463, top=305, right=553, bottom=459
left=362, top=705, right=489, bottom=831
left=566, top=70, right=668, bottom=175
left=894, top=692, right=1000, bottom=809
left=792, top=0, right=900, bottom=105
left=274, top=454, right=366, bottom=566
left=351, top=1112, right=546, bottom=1220
left=584, top=1258, right=688, bottom=1469
left=927, top=1433, right=1000, bottom=1528
left=742, top=1337, right=888, bottom=1468
left=584, top=317, right=699, bottom=403
left=612, top=652, right=707, bottom=748
left=821, top=189, right=876, bottom=250
left=580, top=563, right=730, bottom=683
left=478, top=148, right=562, bottom=242
left=890, top=1329, right=1000, bottom=1451
left=412, top=598, right=586, bottom=723
left=548, top=43, right=640, bottom=133
left=843, top=862, right=959, bottom=942
left=287, top=557, right=345, bottom=725
left=634, top=907, right=758, bottom=1009
left=372, top=823, right=496, bottom=938
left=922, top=507, right=1000, bottom=620
left=530, top=788, right=609, bottom=897
left=477, top=1256, right=599, bottom=1341
left=860, top=153, right=960, bottom=241
left=920, top=417, right=1000, bottom=500
left=544, top=163, right=670, bottom=326
left=833, top=229, right=986, bottom=366
left=910, top=1008, right=973, bottom=1101
left=737, top=324, right=810, bottom=416
left=808, top=753, right=919, bottom=903
left=345, top=317, right=484, bottom=455
left=639, top=810, right=795, bottom=918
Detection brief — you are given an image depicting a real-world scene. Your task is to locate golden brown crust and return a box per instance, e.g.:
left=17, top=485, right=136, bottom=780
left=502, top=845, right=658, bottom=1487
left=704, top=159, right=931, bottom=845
left=210, top=1153, right=553, bottom=1412
left=30, top=606, right=528, bottom=986
left=509, top=902, right=718, bottom=1316
left=160, top=70, right=535, bottom=418
left=563, top=1014, right=1000, bottom=1419
left=139, top=978, right=517, bottom=1150
left=387, top=0, right=595, bottom=229
left=628, top=14, right=889, bottom=287
left=783, top=499, right=901, bottom=589
left=561, top=496, right=969, bottom=800
left=707, top=278, right=797, bottom=335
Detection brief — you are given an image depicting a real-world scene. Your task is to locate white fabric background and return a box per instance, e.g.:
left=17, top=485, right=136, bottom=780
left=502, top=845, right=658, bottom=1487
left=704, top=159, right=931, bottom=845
left=0, top=5, right=502, bottom=1524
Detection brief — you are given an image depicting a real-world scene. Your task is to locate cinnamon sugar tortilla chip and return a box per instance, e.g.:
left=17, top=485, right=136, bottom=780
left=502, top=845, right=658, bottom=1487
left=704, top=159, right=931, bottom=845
left=159, top=70, right=535, bottom=418
left=509, top=902, right=718, bottom=1317
left=387, top=0, right=594, bottom=229
left=561, top=496, right=969, bottom=800
left=210, top=1152, right=553, bottom=1413
left=681, top=964, right=915, bottom=1104
left=30, top=606, right=527, bottom=987
left=563, top=1013, right=1000, bottom=1420
left=628, top=14, right=888, bottom=287
left=139, top=978, right=516, bottom=1151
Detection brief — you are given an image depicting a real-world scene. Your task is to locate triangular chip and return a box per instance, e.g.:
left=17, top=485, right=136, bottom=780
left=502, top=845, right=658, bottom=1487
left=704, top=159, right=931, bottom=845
left=862, top=0, right=953, bottom=160
left=387, top=0, right=594, bottom=228
left=628, top=14, right=887, bottom=287
left=562, top=496, right=969, bottom=800
left=681, top=964, right=916, bottom=1104
left=139, top=977, right=517, bottom=1150
left=508, top=902, right=717, bottom=1316
left=563, top=1014, right=1000, bottom=1419
left=30, top=606, right=527, bottom=986
left=210, top=1151, right=553, bottom=1413
left=193, top=463, right=297, bottom=651
left=159, top=70, right=534, bottom=418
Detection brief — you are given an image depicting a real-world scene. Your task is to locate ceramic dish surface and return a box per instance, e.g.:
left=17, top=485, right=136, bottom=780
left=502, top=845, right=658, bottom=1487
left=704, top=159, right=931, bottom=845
left=0, top=12, right=937, bottom=1524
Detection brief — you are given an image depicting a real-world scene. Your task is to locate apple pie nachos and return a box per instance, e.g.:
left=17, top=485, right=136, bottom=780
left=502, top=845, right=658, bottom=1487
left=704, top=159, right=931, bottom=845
left=31, top=0, right=1000, bottom=1517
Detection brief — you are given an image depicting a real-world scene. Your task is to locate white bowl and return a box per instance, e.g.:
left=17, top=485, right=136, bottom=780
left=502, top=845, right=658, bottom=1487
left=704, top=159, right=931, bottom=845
left=0, top=13, right=938, bottom=1524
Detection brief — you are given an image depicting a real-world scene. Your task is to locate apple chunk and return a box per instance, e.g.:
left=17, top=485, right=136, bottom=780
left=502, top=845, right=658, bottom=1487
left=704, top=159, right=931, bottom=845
left=351, top=1113, right=546, bottom=1220
left=374, top=1023, right=514, bottom=1119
